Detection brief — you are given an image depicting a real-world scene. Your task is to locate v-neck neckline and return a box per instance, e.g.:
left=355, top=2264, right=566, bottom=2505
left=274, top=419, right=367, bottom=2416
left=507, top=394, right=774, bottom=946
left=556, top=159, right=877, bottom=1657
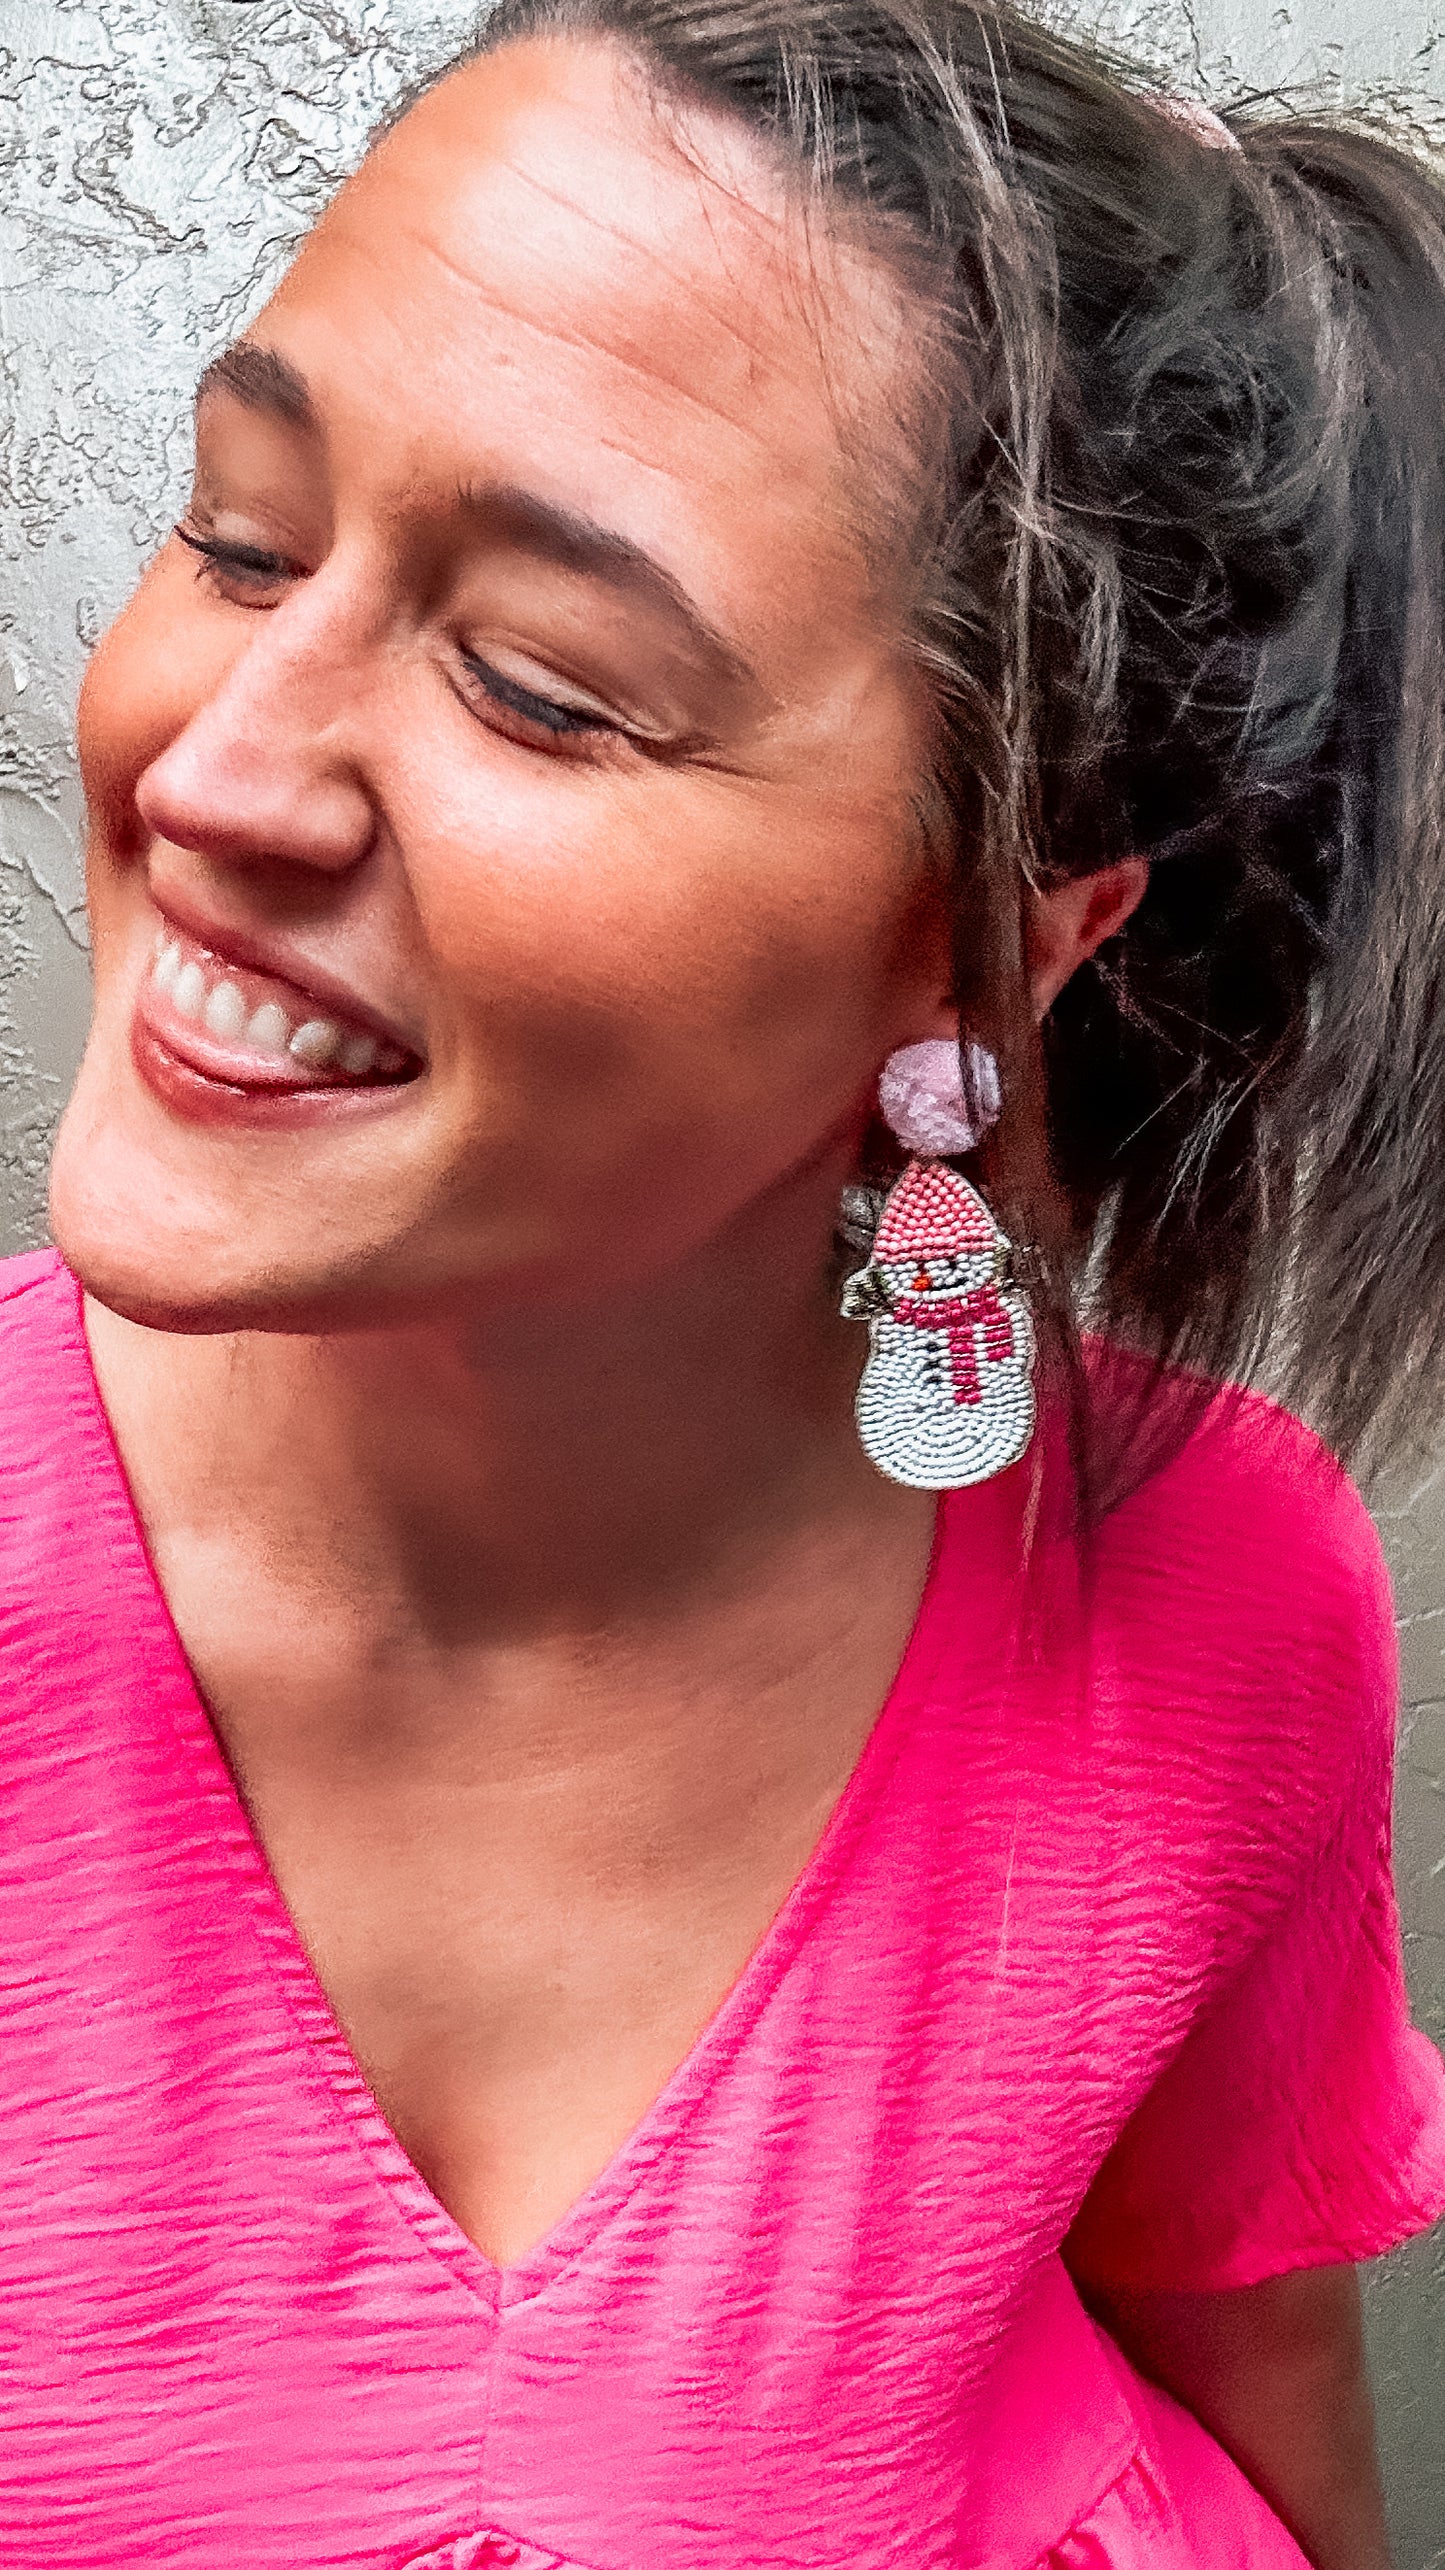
left=59, top=1259, right=962, bottom=2314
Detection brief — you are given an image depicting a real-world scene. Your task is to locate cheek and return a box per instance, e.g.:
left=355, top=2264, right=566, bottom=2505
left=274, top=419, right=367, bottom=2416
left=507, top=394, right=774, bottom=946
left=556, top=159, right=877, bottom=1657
left=77, top=557, right=233, bottom=863
left=397, top=751, right=943, bottom=1142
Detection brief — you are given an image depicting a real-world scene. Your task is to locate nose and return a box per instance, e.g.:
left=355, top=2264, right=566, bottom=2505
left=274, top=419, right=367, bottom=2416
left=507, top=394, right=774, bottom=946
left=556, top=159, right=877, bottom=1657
left=135, top=583, right=378, bottom=880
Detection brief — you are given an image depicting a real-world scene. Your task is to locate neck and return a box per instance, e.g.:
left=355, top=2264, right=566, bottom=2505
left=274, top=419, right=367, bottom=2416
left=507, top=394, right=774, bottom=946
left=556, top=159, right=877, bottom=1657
left=84, top=1152, right=895, bottom=1648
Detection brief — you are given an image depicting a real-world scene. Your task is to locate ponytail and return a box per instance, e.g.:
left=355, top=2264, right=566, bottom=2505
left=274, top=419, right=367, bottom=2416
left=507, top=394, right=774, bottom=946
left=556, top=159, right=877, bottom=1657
left=1039, top=107, right=1445, bottom=1485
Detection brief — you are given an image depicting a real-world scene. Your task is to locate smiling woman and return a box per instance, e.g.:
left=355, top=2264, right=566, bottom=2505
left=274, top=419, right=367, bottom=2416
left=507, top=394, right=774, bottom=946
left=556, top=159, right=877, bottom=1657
left=5, top=6, right=1445, bottom=2569
left=57, top=36, right=942, bottom=1326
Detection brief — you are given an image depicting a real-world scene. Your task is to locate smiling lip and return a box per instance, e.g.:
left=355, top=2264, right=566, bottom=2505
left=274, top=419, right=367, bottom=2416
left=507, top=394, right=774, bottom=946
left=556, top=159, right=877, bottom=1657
left=132, top=918, right=423, bottom=1129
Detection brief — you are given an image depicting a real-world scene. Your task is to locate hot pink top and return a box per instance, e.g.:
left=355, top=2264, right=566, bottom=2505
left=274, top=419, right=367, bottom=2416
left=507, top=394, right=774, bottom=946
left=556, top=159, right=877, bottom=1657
left=2, top=1248, right=1444, bottom=2570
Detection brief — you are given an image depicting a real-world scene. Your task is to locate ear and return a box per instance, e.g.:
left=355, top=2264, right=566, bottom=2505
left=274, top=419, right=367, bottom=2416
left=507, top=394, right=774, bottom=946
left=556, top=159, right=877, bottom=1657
left=1025, top=859, right=1149, bottom=1019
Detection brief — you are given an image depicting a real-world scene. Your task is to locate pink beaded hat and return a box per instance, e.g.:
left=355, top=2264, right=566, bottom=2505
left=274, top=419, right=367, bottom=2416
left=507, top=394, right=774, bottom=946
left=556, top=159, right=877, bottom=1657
left=872, top=1160, right=997, bottom=1265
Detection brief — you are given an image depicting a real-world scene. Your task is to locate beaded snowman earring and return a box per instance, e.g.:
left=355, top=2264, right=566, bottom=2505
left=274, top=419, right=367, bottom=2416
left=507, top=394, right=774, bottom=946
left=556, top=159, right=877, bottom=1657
left=840, top=1038, right=1036, bottom=1490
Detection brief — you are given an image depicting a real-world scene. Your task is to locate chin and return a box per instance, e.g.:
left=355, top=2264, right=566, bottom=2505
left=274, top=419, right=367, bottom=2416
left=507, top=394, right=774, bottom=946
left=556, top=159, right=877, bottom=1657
left=52, top=1138, right=326, bottom=1345
left=51, top=1222, right=411, bottom=1339
left=46, top=1135, right=498, bottom=1342
left=51, top=1204, right=302, bottom=1337
left=48, top=1040, right=414, bottom=1336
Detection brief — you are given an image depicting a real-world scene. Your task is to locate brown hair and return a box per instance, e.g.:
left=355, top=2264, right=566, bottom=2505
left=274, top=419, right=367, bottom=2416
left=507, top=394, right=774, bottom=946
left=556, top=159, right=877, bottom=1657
left=419, top=0, right=1445, bottom=1497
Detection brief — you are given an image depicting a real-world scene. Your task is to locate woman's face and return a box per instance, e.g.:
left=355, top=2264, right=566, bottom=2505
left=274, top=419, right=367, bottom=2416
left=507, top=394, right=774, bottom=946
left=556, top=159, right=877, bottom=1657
left=51, top=35, right=955, bottom=1331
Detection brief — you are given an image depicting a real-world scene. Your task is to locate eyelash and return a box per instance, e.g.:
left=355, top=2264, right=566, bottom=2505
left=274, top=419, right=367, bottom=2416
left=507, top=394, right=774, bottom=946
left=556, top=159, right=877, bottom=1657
left=172, top=523, right=620, bottom=746
left=175, top=524, right=292, bottom=589
left=457, top=649, right=613, bottom=739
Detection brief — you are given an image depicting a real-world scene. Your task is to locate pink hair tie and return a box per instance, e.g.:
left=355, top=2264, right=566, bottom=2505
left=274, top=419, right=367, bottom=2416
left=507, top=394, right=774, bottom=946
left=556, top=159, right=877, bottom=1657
left=1153, top=91, right=1242, bottom=153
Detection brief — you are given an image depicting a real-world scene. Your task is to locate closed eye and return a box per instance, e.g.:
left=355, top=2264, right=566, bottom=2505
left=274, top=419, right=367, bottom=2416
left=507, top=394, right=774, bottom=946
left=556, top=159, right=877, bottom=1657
left=174, top=524, right=297, bottom=594
left=176, top=521, right=633, bottom=756
left=458, top=649, right=618, bottom=741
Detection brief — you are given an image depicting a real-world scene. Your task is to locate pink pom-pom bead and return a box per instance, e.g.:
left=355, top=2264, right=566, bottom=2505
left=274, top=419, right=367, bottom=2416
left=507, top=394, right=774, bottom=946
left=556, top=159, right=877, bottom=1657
left=877, top=1039, right=1000, bottom=1157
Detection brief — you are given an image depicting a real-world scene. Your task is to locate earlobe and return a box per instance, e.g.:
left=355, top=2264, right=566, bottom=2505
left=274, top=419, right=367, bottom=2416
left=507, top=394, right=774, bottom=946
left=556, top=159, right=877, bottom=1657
left=1027, top=857, right=1149, bottom=1018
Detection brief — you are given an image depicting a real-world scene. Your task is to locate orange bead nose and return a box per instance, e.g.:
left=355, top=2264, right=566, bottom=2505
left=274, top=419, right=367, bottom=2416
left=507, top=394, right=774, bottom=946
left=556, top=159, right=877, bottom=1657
left=913, top=1267, right=931, bottom=1290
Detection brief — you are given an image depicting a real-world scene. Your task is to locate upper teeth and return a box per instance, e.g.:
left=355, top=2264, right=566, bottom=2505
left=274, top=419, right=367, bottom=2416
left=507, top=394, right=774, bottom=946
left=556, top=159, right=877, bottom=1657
left=150, top=935, right=401, bottom=1078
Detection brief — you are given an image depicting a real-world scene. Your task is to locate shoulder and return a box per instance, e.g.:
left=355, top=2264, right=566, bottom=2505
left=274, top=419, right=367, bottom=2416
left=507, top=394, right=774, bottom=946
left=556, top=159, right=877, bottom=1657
left=0, top=1246, right=68, bottom=1310
left=0, top=1250, right=93, bottom=1515
left=0, top=1249, right=82, bottom=1391
left=1103, top=1357, right=1384, bottom=1590
left=1115, top=1373, right=1387, bottom=1630
left=1086, top=1358, right=1397, bottom=1811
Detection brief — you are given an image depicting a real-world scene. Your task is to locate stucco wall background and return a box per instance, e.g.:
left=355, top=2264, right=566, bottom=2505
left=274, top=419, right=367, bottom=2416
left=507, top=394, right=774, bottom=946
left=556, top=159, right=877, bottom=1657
left=1, top=0, right=1442, bottom=2557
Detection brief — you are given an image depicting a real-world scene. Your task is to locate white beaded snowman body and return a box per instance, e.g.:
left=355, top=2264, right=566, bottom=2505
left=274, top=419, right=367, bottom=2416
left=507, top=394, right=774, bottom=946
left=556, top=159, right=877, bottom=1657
left=840, top=1043, right=1035, bottom=1492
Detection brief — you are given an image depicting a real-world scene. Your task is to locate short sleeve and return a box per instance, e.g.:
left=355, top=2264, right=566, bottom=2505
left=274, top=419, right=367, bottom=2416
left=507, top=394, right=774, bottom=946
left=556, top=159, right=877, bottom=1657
left=1066, top=1571, right=1445, bottom=2294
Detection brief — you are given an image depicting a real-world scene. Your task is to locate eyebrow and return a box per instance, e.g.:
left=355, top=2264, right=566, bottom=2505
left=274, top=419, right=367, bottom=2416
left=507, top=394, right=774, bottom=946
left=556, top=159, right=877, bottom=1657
left=195, top=340, right=318, bottom=429
left=195, top=338, right=759, bottom=699
left=454, top=482, right=757, bottom=695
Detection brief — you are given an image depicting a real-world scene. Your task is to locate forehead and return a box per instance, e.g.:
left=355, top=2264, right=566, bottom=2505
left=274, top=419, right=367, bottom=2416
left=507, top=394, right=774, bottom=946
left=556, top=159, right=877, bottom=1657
left=258, top=36, right=911, bottom=635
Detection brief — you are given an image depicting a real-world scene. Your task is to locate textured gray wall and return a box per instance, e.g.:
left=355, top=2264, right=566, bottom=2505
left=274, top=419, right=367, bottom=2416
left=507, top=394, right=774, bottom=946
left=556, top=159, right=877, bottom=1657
left=2, top=0, right=1442, bottom=2558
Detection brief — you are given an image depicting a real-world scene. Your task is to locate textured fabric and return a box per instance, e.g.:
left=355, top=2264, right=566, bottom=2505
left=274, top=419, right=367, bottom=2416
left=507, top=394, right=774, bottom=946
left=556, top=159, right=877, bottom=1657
left=1, top=1248, right=1442, bottom=2570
